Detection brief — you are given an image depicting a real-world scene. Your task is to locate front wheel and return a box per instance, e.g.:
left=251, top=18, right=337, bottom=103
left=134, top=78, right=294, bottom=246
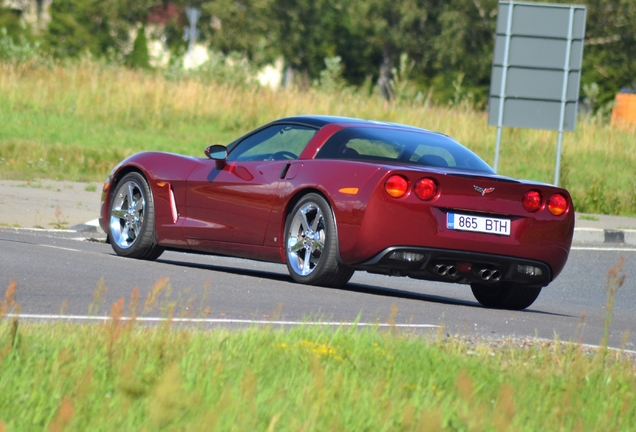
left=470, top=283, right=542, bottom=310
left=284, top=194, right=354, bottom=288
left=109, top=172, right=164, bottom=260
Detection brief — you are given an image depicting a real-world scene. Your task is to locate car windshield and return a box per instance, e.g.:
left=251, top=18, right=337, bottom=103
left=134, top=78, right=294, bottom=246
left=316, top=127, right=494, bottom=174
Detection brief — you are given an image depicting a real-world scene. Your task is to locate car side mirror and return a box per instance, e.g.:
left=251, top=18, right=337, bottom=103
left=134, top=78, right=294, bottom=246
left=205, top=145, right=228, bottom=169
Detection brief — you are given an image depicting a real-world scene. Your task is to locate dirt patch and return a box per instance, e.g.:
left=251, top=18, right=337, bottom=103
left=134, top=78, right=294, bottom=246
left=0, top=180, right=103, bottom=229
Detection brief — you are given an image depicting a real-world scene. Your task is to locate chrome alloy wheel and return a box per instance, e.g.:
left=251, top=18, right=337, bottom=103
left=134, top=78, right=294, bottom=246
left=286, top=202, right=326, bottom=276
left=110, top=180, right=146, bottom=249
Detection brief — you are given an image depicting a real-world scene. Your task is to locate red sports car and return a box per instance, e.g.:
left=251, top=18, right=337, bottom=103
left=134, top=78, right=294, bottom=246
left=100, top=116, right=574, bottom=310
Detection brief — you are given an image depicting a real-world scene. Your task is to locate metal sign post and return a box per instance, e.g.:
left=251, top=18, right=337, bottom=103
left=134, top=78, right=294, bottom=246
left=489, top=1, right=586, bottom=186
left=554, top=7, right=575, bottom=186
left=493, top=0, right=515, bottom=173
left=185, top=7, right=201, bottom=55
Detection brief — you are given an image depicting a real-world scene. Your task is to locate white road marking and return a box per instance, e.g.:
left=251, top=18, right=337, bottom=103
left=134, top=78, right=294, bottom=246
left=578, top=343, right=636, bottom=356
left=13, top=227, right=79, bottom=233
left=5, top=313, right=634, bottom=355
left=571, top=246, right=636, bottom=252
left=4, top=313, right=440, bottom=329
left=40, top=244, right=80, bottom=252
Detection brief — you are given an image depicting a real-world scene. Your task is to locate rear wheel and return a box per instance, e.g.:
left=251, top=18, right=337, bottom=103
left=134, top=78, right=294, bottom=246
left=284, top=194, right=354, bottom=287
left=109, top=172, right=164, bottom=260
left=470, top=283, right=542, bottom=310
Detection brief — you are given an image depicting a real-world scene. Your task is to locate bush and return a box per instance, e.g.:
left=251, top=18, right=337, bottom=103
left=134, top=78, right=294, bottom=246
left=0, top=27, right=40, bottom=62
left=126, top=26, right=151, bottom=69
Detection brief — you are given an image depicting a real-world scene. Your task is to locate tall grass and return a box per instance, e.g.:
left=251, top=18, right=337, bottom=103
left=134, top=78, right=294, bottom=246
left=1, top=61, right=634, bottom=215
left=2, top=315, right=636, bottom=430
left=0, top=261, right=633, bottom=430
left=1, top=317, right=635, bottom=430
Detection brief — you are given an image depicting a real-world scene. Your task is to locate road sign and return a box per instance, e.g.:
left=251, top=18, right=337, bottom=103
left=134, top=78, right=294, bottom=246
left=488, top=1, right=586, bottom=185
left=185, top=7, right=201, bottom=55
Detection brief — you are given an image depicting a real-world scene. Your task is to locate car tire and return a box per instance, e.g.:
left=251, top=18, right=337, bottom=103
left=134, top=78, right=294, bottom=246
left=109, top=172, right=164, bottom=260
left=284, top=193, right=354, bottom=288
left=470, top=283, right=542, bottom=310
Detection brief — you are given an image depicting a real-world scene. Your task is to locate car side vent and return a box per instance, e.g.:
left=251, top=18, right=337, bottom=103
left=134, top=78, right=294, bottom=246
left=280, top=163, right=291, bottom=179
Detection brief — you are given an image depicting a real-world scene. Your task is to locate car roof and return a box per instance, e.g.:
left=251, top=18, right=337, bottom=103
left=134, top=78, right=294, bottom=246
left=225, top=115, right=451, bottom=153
left=272, top=115, right=432, bottom=133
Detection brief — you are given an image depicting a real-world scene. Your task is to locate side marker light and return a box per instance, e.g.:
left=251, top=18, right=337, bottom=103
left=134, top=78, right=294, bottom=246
left=339, top=188, right=359, bottom=195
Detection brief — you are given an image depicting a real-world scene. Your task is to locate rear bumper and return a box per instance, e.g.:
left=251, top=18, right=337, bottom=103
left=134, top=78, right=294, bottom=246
left=354, top=246, right=552, bottom=287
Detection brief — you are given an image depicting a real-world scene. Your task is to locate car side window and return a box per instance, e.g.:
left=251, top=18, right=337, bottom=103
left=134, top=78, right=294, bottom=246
left=227, top=124, right=317, bottom=162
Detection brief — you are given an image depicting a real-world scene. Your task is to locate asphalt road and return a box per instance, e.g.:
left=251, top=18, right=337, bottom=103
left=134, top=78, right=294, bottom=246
left=1, top=227, right=635, bottom=350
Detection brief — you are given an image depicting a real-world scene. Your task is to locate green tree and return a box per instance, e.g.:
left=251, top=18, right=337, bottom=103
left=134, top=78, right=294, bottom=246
left=0, top=5, right=39, bottom=62
left=270, top=0, right=345, bottom=86
left=45, top=0, right=119, bottom=58
left=347, top=0, right=443, bottom=99
left=0, top=6, right=25, bottom=38
left=203, top=0, right=277, bottom=66
left=44, top=0, right=161, bottom=59
left=126, top=25, right=150, bottom=68
left=432, top=0, right=498, bottom=106
left=580, top=0, right=636, bottom=108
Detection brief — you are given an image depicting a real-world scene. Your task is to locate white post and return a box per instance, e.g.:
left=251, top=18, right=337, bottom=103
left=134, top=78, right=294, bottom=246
left=554, top=6, right=575, bottom=186
left=494, top=0, right=515, bottom=173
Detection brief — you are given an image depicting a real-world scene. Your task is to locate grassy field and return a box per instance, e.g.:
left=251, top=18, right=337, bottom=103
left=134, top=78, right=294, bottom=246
left=2, top=61, right=635, bottom=430
left=0, top=261, right=632, bottom=431
left=1, top=317, right=635, bottom=431
left=1, top=61, right=635, bottom=215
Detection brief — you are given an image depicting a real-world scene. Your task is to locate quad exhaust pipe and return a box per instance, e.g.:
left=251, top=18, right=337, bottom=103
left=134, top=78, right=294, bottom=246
left=435, top=264, right=458, bottom=278
left=479, top=269, right=502, bottom=281
left=433, top=264, right=501, bottom=281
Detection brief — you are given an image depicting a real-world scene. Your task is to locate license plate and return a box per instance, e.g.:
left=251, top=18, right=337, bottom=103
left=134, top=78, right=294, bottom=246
left=447, top=213, right=511, bottom=236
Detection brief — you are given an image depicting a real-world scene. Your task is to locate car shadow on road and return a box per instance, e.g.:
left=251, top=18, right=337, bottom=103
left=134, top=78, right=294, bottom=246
left=334, top=283, right=572, bottom=317
left=156, top=257, right=572, bottom=318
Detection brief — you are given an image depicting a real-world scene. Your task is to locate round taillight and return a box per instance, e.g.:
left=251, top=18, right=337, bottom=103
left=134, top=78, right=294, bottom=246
left=415, top=178, right=437, bottom=201
left=523, top=190, right=542, bottom=213
left=385, top=175, right=409, bottom=198
left=548, top=194, right=568, bottom=216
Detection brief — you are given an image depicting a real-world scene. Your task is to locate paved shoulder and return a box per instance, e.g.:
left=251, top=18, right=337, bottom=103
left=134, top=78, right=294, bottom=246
left=0, top=180, right=102, bottom=230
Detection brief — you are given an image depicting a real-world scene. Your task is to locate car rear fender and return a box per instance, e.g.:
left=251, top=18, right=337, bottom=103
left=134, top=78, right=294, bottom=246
left=273, top=160, right=385, bottom=263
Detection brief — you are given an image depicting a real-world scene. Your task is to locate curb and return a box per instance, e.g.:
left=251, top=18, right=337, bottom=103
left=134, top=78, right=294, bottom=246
left=69, top=219, right=106, bottom=235
left=573, top=228, right=636, bottom=245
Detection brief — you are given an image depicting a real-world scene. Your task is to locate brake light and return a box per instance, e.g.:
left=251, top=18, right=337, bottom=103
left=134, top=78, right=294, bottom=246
left=523, top=191, right=542, bottom=212
left=415, top=178, right=437, bottom=201
left=385, top=175, right=409, bottom=198
left=548, top=194, right=568, bottom=216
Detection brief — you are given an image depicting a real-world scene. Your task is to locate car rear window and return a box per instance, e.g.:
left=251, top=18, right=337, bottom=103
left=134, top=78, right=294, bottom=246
left=316, top=127, right=494, bottom=174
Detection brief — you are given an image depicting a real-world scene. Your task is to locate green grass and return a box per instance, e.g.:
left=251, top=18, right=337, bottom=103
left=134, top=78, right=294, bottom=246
left=1, top=318, right=634, bottom=431
left=1, top=61, right=635, bottom=215
left=0, top=245, right=630, bottom=431
left=579, top=215, right=600, bottom=221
